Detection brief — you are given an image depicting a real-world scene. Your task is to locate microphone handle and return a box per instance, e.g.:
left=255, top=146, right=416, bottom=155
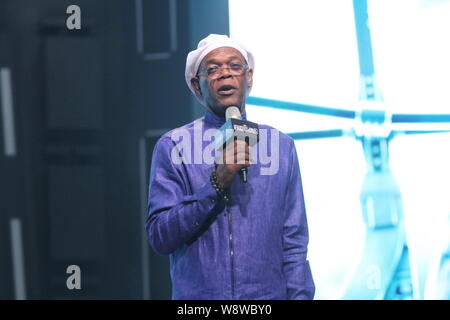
left=239, top=167, right=248, bottom=183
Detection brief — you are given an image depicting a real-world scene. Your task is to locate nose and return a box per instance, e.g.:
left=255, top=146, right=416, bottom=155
left=218, top=67, right=233, bottom=79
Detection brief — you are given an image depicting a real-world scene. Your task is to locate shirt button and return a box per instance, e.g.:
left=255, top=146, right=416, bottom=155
left=211, top=199, right=216, bottom=203
left=194, top=221, right=199, bottom=227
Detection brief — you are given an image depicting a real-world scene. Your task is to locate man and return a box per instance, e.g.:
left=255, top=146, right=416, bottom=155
left=146, top=34, right=315, bottom=299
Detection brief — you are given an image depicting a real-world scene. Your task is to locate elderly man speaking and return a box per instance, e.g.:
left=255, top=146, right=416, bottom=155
left=146, top=34, right=315, bottom=300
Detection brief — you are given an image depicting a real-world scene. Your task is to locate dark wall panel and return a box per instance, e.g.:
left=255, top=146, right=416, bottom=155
left=49, top=165, right=105, bottom=261
left=45, top=38, right=103, bottom=129
left=0, top=32, right=23, bottom=300
left=0, top=216, right=13, bottom=299
left=0, top=0, right=230, bottom=299
left=141, top=0, right=172, bottom=55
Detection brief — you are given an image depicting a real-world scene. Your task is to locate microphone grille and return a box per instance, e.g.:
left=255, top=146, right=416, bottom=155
left=225, top=106, right=241, bottom=120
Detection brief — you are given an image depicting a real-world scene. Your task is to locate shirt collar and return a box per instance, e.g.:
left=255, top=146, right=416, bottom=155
left=204, top=108, right=247, bottom=128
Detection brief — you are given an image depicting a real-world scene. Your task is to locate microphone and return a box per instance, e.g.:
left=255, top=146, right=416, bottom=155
left=214, top=106, right=259, bottom=183
left=225, top=107, right=248, bottom=183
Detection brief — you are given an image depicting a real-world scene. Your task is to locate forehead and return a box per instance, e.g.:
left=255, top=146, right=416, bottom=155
left=201, top=47, right=246, bottom=66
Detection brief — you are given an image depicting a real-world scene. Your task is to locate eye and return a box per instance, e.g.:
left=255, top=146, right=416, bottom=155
left=230, top=63, right=243, bottom=70
left=206, top=66, right=219, bottom=75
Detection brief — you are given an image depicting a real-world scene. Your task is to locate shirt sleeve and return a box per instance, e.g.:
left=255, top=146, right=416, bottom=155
left=145, top=136, right=223, bottom=255
left=282, top=139, right=315, bottom=300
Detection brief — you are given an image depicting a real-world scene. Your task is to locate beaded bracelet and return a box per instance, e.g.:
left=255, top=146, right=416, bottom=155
left=210, top=171, right=230, bottom=203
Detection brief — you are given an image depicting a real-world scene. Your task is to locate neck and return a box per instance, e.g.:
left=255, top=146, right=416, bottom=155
left=204, top=107, right=248, bottom=128
left=208, top=105, right=246, bottom=119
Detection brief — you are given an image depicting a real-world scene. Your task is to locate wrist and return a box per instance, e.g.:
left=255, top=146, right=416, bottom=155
left=210, top=170, right=230, bottom=203
left=215, top=164, right=234, bottom=189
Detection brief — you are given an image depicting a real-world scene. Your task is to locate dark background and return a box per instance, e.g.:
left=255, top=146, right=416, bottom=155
left=0, top=0, right=229, bottom=299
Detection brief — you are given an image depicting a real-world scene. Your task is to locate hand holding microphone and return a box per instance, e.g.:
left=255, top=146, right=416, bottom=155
left=214, top=106, right=259, bottom=189
left=215, top=136, right=252, bottom=189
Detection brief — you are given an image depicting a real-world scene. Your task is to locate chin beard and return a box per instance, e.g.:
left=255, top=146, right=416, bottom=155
left=206, top=95, right=247, bottom=116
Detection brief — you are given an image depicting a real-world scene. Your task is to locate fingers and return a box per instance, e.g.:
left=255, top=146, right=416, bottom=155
left=223, top=140, right=253, bottom=165
left=230, top=140, right=251, bottom=157
left=224, top=150, right=248, bottom=165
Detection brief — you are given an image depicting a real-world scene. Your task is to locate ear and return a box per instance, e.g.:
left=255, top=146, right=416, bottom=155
left=247, top=69, right=253, bottom=89
left=191, top=77, right=202, bottom=96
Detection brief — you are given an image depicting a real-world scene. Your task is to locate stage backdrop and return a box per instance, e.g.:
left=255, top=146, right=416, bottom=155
left=230, top=0, right=450, bottom=300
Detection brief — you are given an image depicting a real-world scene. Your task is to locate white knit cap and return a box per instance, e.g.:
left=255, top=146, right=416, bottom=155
left=185, top=34, right=255, bottom=107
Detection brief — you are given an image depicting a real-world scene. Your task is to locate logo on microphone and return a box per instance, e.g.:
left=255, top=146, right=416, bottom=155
left=233, top=124, right=258, bottom=135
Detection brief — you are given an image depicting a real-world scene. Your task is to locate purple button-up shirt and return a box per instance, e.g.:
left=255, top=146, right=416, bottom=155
left=146, top=110, right=315, bottom=299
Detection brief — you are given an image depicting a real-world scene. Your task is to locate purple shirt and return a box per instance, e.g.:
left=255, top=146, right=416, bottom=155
left=146, top=110, right=315, bottom=299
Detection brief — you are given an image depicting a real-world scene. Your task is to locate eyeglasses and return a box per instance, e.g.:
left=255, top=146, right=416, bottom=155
left=197, top=63, right=248, bottom=80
